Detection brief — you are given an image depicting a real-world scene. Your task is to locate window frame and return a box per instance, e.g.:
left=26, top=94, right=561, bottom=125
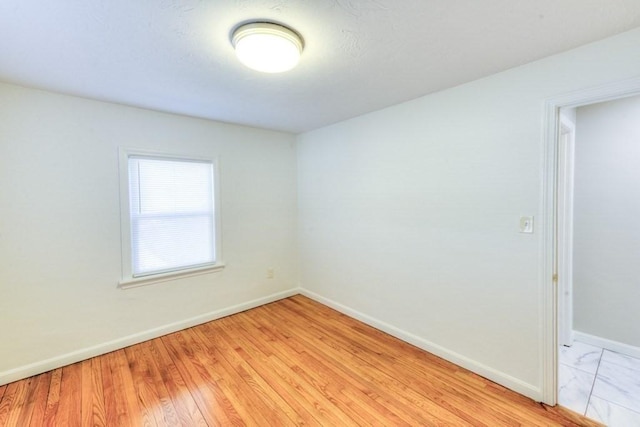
left=118, top=147, right=224, bottom=289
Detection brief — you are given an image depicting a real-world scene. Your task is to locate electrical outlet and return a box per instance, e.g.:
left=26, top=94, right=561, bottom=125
left=267, top=268, right=274, bottom=279
left=519, top=216, right=534, bottom=234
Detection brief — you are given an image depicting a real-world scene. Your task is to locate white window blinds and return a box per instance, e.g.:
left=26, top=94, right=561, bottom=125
left=128, top=156, right=216, bottom=277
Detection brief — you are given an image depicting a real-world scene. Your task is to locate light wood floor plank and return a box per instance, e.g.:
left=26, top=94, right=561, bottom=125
left=146, top=339, right=208, bottom=426
left=258, top=301, right=474, bottom=426
left=278, top=298, right=523, bottom=425
left=1, top=378, right=31, bottom=427
left=304, top=298, right=579, bottom=426
left=187, top=323, right=291, bottom=426
left=99, top=351, right=118, bottom=427
left=56, top=363, right=82, bottom=427
left=105, top=349, right=142, bottom=427
left=41, top=368, right=62, bottom=426
left=213, top=317, right=367, bottom=426
left=0, top=295, right=602, bottom=426
left=135, top=341, right=182, bottom=426
left=160, top=330, right=239, bottom=426
left=241, top=308, right=418, bottom=426
left=14, top=376, right=38, bottom=427
left=284, top=295, right=577, bottom=426
left=195, top=322, right=307, bottom=425
left=207, top=319, right=344, bottom=426
left=25, top=372, right=50, bottom=427
left=80, top=358, right=107, bottom=427
left=123, top=344, right=169, bottom=426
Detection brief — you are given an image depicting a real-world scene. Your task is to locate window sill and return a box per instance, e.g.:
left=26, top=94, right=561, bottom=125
left=118, top=262, right=226, bottom=290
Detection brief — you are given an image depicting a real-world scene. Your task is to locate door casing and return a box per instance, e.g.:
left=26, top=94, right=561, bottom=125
left=540, top=77, right=640, bottom=405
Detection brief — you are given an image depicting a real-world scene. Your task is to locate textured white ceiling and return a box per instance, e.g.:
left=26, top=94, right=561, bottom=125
left=1, top=0, right=639, bottom=133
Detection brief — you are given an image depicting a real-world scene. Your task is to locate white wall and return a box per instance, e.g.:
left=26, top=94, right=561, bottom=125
left=3, top=28, right=640, bottom=402
left=297, top=28, right=640, bottom=400
left=573, top=95, right=640, bottom=348
left=0, top=83, right=298, bottom=384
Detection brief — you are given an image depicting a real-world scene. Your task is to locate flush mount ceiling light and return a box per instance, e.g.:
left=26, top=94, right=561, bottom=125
left=231, top=22, right=303, bottom=73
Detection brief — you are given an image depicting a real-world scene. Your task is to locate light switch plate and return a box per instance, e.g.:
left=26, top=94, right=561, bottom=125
left=520, top=216, right=534, bottom=233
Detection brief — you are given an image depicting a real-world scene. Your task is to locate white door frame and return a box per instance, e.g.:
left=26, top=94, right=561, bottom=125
left=540, top=76, right=640, bottom=405
left=557, top=116, right=575, bottom=348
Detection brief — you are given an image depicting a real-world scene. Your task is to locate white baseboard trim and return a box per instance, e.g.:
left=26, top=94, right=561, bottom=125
left=299, top=288, right=541, bottom=401
left=0, top=288, right=300, bottom=386
left=574, top=331, right=640, bottom=359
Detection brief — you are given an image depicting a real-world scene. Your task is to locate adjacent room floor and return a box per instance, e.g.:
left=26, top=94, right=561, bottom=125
left=559, top=341, right=640, bottom=426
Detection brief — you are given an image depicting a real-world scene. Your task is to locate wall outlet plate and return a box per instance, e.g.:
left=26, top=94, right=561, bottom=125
left=520, top=216, right=534, bottom=233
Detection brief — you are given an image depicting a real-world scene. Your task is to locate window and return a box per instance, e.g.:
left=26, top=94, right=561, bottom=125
left=119, top=149, right=223, bottom=288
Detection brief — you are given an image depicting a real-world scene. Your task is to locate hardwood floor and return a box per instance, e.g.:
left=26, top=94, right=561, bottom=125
left=0, top=295, right=600, bottom=426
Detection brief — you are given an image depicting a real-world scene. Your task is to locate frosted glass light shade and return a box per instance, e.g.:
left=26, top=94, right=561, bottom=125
left=232, top=22, right=303, bottom=73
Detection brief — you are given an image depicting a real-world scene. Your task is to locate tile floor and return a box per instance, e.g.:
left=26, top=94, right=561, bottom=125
left=559, top=341, right=640, bottom=426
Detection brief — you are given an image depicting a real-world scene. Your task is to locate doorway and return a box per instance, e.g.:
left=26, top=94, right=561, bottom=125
left=542, top=79, right=640, bottom=425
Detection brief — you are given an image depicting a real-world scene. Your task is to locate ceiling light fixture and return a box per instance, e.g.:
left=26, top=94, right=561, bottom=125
left=231, top=22, right=303, bottom=73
